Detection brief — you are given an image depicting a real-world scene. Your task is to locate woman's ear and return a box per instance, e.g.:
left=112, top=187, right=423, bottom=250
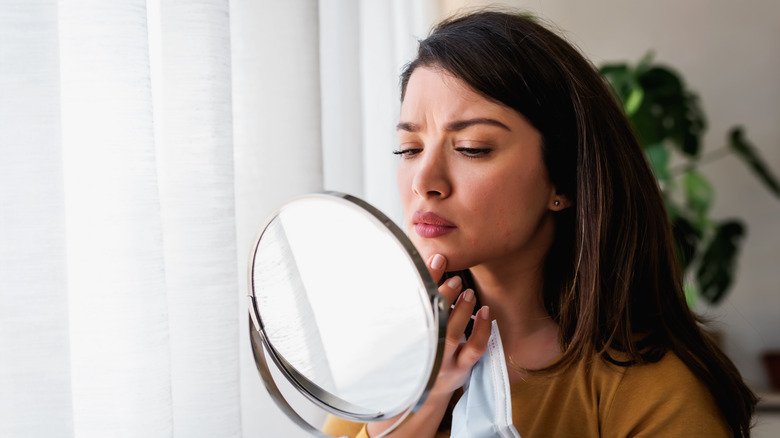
left=549, top=190, right=571, bottom=212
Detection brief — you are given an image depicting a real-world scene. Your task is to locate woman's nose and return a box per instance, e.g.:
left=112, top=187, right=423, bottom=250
left=412, top=152, right=451, bottom=200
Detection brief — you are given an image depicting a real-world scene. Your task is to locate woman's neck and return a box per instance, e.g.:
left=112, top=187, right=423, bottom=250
left=470, top=257, right=561, bottom=375
left=470, top=258, right=549, bottom=333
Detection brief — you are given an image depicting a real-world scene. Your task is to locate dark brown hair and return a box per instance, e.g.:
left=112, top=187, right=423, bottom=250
left=401, top=10, right=756, bottom=436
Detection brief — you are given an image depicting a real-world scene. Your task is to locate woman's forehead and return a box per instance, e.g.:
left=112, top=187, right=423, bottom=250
left=401, top=67, right=511, bottom=122
left=400, top=67, right=524, bottom=131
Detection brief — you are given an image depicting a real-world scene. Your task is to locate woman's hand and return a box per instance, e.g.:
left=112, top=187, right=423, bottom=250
left=425, top=253, right=492, bottom=398
left=366, top=253, right=492, bottom=437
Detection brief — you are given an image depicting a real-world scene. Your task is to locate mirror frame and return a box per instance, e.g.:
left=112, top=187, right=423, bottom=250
left=247, top=191, right=448, bottom=435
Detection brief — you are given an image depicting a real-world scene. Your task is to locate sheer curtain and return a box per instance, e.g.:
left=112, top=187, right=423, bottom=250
left=0, top=0, right=437, bottom=436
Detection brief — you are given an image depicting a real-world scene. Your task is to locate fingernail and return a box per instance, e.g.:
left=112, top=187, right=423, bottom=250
left=447, top=276, right=461, bottom=289
left=463, top=289, right=474, bottom=303
left=478, top=305, right=490, bottom=320
left=431, top=254, right=445, bottom=270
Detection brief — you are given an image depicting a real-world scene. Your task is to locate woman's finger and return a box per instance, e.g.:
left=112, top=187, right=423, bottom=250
left=438, top=275, right=462, bottom=307
left=456, top=305, right=491, bottom=369
left=426, top=253, right=447, bottom=284
left=446, top=289, right=477, bottom=344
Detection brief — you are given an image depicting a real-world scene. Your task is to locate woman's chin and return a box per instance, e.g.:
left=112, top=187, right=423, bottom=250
left=413, top=241, right=473, bottom=272
left=441, top=258, right=473, bottom=272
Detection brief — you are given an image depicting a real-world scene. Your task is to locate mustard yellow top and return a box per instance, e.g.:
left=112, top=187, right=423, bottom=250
left=322, top=351, right=729, bottom=437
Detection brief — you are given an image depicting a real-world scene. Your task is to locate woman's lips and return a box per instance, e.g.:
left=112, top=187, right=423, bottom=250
left=413, top=211, right=456, bottom=238
left=415, top=223, right=456, bottom=238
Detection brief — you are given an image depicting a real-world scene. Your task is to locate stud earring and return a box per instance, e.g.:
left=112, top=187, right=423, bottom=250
left=553, top=200, right=561, bottom=207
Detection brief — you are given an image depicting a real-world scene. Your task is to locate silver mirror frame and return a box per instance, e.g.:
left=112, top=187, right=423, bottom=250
left=247, top=191, right=448, bottom=436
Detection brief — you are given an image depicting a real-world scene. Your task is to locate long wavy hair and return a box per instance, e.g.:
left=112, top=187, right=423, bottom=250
left=400, top=10, right=756, bottom=436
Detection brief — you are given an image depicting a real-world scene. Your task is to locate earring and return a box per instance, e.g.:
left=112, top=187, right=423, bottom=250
left=553, top=200, right=561, bottom=207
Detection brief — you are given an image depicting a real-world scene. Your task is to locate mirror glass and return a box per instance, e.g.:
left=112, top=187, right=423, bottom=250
left=248, top=193, right=444, bottom=430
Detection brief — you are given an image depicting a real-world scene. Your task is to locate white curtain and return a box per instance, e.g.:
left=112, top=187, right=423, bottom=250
left=0, top=0, right=438, bottom=436
left=319, top=0, right=437, bottom=223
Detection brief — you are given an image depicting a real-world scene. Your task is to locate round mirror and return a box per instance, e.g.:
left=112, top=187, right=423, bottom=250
left=248, top=192, right=447, bottom=436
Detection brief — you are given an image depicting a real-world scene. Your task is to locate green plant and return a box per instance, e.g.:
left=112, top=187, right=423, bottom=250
left=600, top=53, right=780, bottom=307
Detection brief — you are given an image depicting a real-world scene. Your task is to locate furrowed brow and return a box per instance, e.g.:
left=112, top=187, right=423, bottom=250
left=396, top=122, right=420, bottom=132
left=445, top=118, right=511, bottom=132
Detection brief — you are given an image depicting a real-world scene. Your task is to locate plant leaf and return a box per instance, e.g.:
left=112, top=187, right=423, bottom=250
left=672, top=215, right=702, bottom=271
left=684, top=283, right=698, bottom=309
left=644, top=142, right=671, bottom=185
left=639, top=66, right=684, bottom=99
left=624, top=87, right=644, bottom=115
left=683, top=169, right=714, bottom=224
left=600, top=63, right=636, bottom=106
left=680, top=93, right=706, bottom=156
left=728, top=127, right=780, bottom=198
left=635, top=66, right=705, bottom=157
left=696, top=220, right=745, bottom=304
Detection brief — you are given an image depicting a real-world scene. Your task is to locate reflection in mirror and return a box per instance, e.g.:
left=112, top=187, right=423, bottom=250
left=249, top=193, right=444, bottom=432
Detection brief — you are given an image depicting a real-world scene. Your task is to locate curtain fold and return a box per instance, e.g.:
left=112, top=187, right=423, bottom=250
left=155, top=1, right=240, bottom=436
left=0, top=1, right=73, bottom=436
left=58, top=0, right=172, bottom=435
left=230, top=1, right=323, bottom=436
left=319, top=0, right=363, bottom=197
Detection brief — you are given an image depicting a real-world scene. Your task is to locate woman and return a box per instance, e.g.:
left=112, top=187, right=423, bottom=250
left=326, top=9, right=756, bottom=437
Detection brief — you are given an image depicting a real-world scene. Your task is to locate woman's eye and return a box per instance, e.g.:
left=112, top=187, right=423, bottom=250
left=455, top=147, right=492, bottom=158
left=392, top=148, right=422, bottom=158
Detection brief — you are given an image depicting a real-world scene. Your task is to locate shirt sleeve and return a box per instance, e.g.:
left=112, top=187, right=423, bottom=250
left=602, top=352, right=730, bottom=438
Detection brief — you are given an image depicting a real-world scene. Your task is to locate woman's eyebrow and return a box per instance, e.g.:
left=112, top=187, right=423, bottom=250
left=396, top=118, right=511, bottom=132
left=445, top=118, right=511, bottom=132
left=396, top=121, right=420, bottom=132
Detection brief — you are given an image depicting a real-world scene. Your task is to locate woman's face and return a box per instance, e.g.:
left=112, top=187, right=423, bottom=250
left=397, top=66, right=561, bottom=272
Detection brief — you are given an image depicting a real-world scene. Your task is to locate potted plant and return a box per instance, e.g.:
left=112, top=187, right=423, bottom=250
left=599, top=54, right=780, bottom=389
left=600, top=53, right=779, bottom=306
